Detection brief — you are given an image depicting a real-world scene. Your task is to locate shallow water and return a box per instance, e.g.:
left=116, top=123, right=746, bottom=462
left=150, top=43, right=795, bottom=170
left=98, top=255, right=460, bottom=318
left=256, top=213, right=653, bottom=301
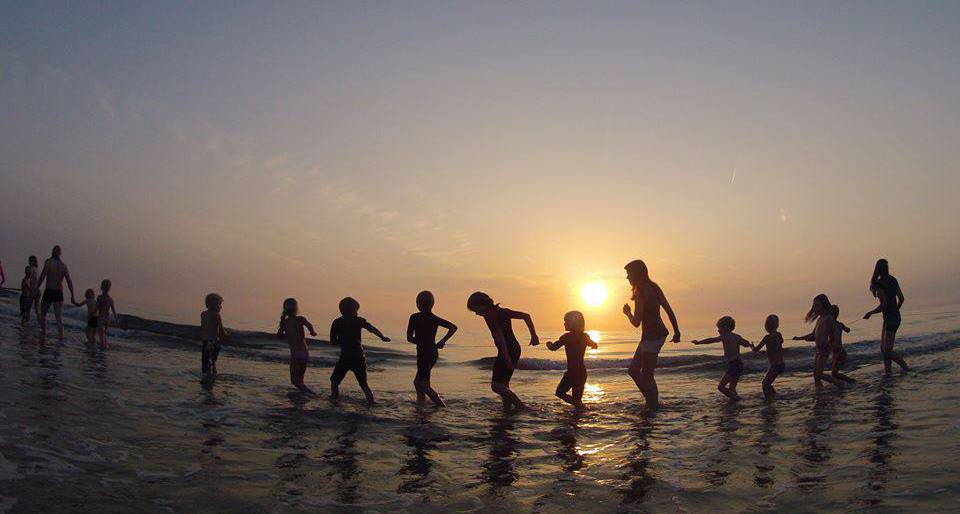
left=1, top=298, right=959, bottom=513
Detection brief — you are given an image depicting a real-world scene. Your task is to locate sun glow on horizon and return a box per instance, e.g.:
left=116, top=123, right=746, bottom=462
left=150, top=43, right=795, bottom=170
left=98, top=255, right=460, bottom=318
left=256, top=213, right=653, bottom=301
left=581, top=281, right=609, bottom=308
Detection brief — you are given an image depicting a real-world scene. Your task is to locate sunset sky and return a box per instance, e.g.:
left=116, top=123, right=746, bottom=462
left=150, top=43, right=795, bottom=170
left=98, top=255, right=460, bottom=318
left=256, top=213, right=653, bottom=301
left=2, top=2, right=959, bottom=334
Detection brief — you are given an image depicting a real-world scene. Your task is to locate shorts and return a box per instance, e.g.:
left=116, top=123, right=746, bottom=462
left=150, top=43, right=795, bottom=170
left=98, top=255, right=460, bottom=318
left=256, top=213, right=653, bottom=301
left=415, top=347, right=438, bottom=382
left=42, top=289, right=64, bottom=304
left=87, top=316, right=98, bottom=329
left=492, top=345, right=521, bottom=384
left=19, top=295, right=31, bottom=317
left=631, top=338, right=666, bottom=370
left=201, top=340, right=221, bottom=375
left=557, top=368, right=587, bottom=396
left=331, top=353, right=368, bottom=385
left=291, top=350, right=309, bottom=363
left=725, top=359, right=744, bottom=379
left=771, top=362, right=785, bottom=375
left=883, top=311, right=901, bottom=333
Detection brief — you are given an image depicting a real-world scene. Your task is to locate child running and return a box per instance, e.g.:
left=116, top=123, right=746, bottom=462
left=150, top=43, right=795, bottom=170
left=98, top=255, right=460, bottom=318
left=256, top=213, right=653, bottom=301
left=19, top=266, right=33, bottom=326
left=329, top=297, right=390, bottom=405
left=750, top=314, right=785, bottom=400
left=693, top=316, right=752, bottom=400
left=200, top=293, right=229, bottom=384
left=467, top=292, right=540, bottom=411
left=545, top=311, right=597, bottom=410
left=406, top=291, right=458, bottom=407
left=277, top=298, right=318, bottom=396
left=96, top=280, right=118, bottom=346
left=794, top=304, right=856, bottom=385
left=72, top=288, right=99, bottom=345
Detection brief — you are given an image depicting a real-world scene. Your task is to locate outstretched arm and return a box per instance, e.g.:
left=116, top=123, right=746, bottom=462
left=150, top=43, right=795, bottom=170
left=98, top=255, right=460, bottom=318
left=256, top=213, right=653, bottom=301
left=586, top=335, right=599, bottom=349
left=545, top=340, right=562, bottom=351
left=793, top=331, right=815, bottom=341
left=864, top=291, right=885, bottom=319
left=364, top=322, right=391, bottom=342
left=837, top=321, right=851, bottom=333
left=302, top=317, right=317, bottom=337
left=436, top=317, right=457, bottom=348
left=692, top=336, right=721, bottom=345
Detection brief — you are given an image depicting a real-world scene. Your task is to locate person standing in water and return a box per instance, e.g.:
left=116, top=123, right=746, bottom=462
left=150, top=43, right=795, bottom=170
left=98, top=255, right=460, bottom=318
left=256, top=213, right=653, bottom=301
left=622, top=259, right=681, bottom=410
left=329, top=297, right=390, bottom=405
left=751, top=314, right=785, bottom=400
left=864, top=259, right=909, bottom=373
left=545, top=311, right=598, bottom=410
left=28, top=256, right=41, bottom=322
left=406, top=291, right=458, bottom=407
left=467, top=291, right=540, bottom=412
left=200, top=293, right=229, bottom=383
left=801, top=294, right=845, bottom=390
left=36, top=245, right=76, bottom=339
left=277, top=298, right=319, bottom=396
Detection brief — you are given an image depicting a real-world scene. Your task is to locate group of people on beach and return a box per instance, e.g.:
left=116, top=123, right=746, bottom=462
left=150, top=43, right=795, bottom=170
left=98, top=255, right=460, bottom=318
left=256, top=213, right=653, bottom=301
left=196, top=257, right=909, bottom=411
left=6, top=246, right=118, bottom=345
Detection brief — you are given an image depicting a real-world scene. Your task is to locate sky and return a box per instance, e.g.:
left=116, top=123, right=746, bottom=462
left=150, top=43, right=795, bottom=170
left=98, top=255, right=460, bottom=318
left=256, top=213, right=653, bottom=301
left=2, top=1, right=959, bottom=336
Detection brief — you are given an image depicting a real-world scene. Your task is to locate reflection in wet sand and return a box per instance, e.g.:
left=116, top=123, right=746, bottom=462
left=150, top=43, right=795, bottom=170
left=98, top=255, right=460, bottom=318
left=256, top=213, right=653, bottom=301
left=480, top=415, right=519, bottom=494
left=853, top=378, right=898, bottom=508
left=399, top=410, right=447, bottom=497
left=794, top=392, right=838, bottom=492
left=705, top=402, right=743, bottom=487
left=620, top=414, right=656, bottom=505
left=551, top=410, right=586, bottom=473
left=323, top=424, right=361, bottom=504
left=753, top=404, right=780, bottom=488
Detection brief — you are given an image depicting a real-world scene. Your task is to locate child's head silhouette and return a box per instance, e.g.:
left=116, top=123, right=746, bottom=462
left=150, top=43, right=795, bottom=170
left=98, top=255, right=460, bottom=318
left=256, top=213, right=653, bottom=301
left=416, top=291, right=434, bottom=312
left=717, top=316, right=735, bottom=333
left=283, top=297, right=299, bottom=316
left=467, top=292, right=494, bottom=314
left=205, top=293, right=223, bottom=311
left=564, top=311, right=585, bottom=333
left=765, top=314, right=779, bottom=333
left=339, top=297, right=360, bottom=316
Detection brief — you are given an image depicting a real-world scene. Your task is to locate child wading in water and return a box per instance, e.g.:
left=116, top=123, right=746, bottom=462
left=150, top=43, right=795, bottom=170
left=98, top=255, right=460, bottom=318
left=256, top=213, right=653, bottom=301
left=795, top=304, right=856, bottom=385
left=693, top=316, right=752, bottom=400
left=545, top=311, right=597, bottom=410
left=330, top=297, right=390, bottom=405
left=467, top=292, right=540, bottom=411
left=72, top=288, right=99, bottom=345
left=277, top=298, right=319, bottom=396
left=19, top=266, right=33, bottom=326
left=406, top=291, right=457, bottom=407
left=751, top=314, right=785, bottom=400
left=200, top=293, right=228, bottom=384
left=96, top=280, right=118, bottom=346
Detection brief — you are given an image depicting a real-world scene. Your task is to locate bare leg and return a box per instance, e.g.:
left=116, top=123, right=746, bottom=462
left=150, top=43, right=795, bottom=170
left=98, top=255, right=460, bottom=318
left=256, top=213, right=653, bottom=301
left=641, top=353, right=659, bottom=409
left=330, top=380, right=340, bottom=400
left=358, top=378, right=375, bottom=405
left=718, top=374, right=738, bottom=400
left=99, top=323, right=108, bottom=346
left=761, top=368, right=780, bottom=401
left=881, top=330, right=908, bottom=373
left=491, top=381, right=523, bottom=410
left=33, top=298, right=40, bottom=324
left=414, top=379, right=428, bottom=406
left=53, top=303, right=64, bottom=339
left=39, top=301, right=50, bottom=337
left=424, top=382, right=445, bottom=407
left=814, top=354, right=843, bottom=388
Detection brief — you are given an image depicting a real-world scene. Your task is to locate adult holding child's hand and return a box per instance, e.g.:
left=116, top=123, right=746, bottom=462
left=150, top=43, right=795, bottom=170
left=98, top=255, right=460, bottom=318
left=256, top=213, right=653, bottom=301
left=622, top=259, right=681, bottom=411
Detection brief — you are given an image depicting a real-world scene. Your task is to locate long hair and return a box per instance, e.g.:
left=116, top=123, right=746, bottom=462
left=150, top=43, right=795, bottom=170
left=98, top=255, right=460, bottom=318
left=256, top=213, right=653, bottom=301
left=870, top=259, right=889, bottom=293
left=624, top=259, right=656, bottom=301
left=805, top=293, right=832, bottom=323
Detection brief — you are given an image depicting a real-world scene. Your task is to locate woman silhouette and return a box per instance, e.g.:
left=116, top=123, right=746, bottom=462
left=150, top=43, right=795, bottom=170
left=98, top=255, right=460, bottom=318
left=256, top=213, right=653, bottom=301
left=864, top=259, right=909, bottom=373
left=622, top=260, right=680, bottom=410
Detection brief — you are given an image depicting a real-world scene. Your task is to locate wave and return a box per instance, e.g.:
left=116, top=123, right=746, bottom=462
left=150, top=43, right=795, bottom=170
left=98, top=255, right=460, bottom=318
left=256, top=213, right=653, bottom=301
left=467, top=331, right=960, bottom=374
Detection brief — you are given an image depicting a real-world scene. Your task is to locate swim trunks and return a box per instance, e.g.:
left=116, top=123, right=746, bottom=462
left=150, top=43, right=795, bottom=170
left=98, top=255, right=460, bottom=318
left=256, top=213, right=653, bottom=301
left=291, top=350, right=309, bottom=363
left=415, top=347, right=438, bottom=382
left=331, top=354, right=368, bottom=385
left=19, top=295, right=31, bottom=317
left=87, top=316, right=98, bottom=329
left=883, top=311, right=901, bottom=333
left=42, top=289, right=63, bottom=303
left=772, top=362, right=785, bottom=374
left=726, top=358, right=744, bottom=378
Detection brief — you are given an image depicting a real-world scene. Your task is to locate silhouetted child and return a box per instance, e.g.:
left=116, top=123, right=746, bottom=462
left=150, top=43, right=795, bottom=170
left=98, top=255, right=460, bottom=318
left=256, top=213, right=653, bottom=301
left=96, top=279, right=117, bottom=346
left=467, top=291, right=540, bottom=411
left=693, top=316, right=751, bottom=400
left=278, top=298, right=318, bottom=396
left=200, top=293, right=228, bottom=383
left=751, top=314, right=784, bottom=400
left=545, top=311, right=597, bottom=410
left=19, top=266, right=32, bottom=326
left=72, top=288, right=98, bottom=345
left=330, top=297, right=390, bottom=405
left=794, top=305, right=855, bottom=385
left=406, top=291, right=457, bottom=407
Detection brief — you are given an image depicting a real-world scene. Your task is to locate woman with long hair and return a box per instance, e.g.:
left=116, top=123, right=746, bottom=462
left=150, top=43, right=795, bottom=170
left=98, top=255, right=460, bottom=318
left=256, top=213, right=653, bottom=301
left=622, top=259, right=680, bottom=410
left=864, top=259, right=909, bottom=373
left=803, top=293, right=844, bottom=389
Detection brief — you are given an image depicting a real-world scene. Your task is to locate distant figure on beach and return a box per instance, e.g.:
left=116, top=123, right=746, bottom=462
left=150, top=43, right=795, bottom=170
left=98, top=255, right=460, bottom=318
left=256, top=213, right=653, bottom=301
left=798, top=294, right=845, bottom=389
left=28, top=256, right=40, bottom=321
left=545, top=311, right=597, bottom=410
left=72, top=288, right=99, bottom=345
left=796, top=305, right=856, bottom=384
left=693, top=316, right=751, bottom=400
left=329, top=297, right=390, bottom=405
left=277, top=298, right=318, bottom=396
left=622, top=259, right=681, bottom=410
left=36, top=245, right=76, bottom=339
left=96, top=280, right=118, bottom=346
left=19, top=266, right=33, bottom=326
left=864, top=259, right=909, bottom=373
left=200, top=293, right=229, bottom=383
left=467, top=291, right=540, bottom=411
left=0, top=259, right=4, bottom=287
left=406, top=291, right=457, bottom=407
left=750, top=314, right=784, bottom=400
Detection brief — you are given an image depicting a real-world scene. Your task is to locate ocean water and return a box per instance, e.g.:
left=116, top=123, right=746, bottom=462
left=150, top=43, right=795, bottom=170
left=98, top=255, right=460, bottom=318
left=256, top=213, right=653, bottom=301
left=1, top=294, right=959, bottom=513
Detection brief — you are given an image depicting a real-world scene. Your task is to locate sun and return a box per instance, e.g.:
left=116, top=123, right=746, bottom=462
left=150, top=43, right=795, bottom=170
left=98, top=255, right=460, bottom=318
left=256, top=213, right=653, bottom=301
left=580, top=281, right=609, bottom=308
